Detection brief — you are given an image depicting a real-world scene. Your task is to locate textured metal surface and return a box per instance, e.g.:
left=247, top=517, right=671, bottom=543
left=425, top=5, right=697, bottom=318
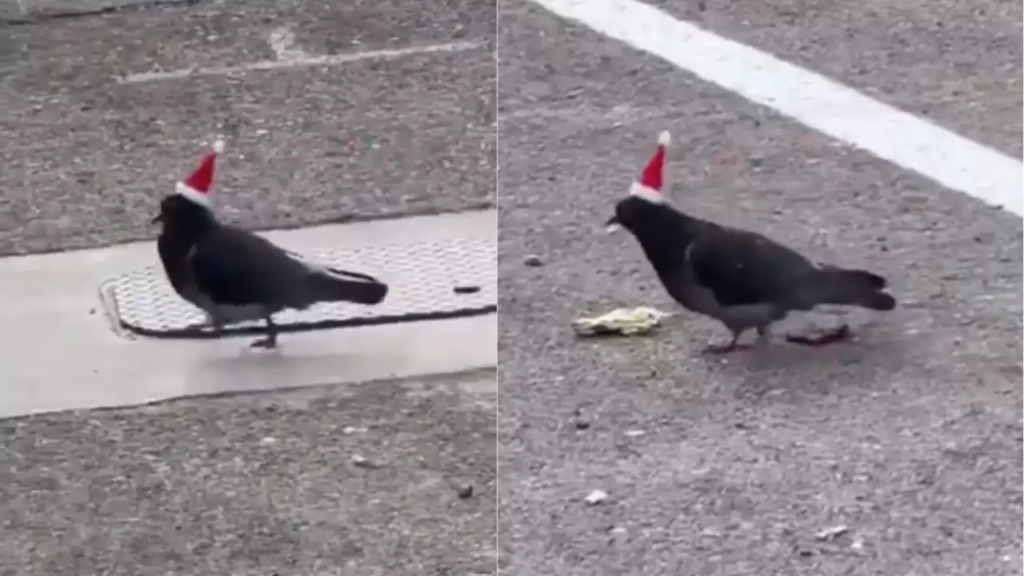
left=101, top=236, right=496, bottom=339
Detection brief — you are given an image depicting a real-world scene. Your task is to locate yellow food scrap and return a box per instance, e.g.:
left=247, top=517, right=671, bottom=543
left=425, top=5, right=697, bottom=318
left=571, top=306, right=674, bottom=337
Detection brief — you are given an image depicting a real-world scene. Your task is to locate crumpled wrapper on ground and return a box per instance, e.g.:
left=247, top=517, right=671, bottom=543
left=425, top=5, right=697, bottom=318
left=571, top=306, right=675, bottom=337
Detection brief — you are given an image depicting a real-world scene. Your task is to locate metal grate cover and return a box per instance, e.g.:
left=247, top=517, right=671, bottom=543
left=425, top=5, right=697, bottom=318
left=100, top=236, right=496, bottom=340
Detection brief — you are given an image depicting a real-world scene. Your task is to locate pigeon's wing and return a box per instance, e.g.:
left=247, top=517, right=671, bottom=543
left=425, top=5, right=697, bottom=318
left=687, top=225, right=817, bottom=308
left=188, top=227, right=311, bottom=307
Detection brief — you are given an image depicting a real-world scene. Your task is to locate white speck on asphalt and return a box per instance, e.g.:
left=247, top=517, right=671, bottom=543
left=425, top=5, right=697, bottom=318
left=815, top=525, right=851, bottom=542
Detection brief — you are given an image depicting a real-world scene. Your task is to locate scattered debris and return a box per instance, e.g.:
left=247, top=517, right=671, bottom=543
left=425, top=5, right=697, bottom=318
left=260, top=437, right=276, bottom=445
left=351, top=454, right=380, bottom=469
left=584, top=489, right=608, bottom=505
left=623, top=429, right=646, bottom=437
left=523, top=254, right=544, bottom=267
left=342, top=426, right=368, bottom=434
left=456, top=484, right=474, bottom=499
left=572, top=306, right=674, bottom=337
left=815, top=525, right=850, bottom=542
left=574, top=418, right=591, bottom=430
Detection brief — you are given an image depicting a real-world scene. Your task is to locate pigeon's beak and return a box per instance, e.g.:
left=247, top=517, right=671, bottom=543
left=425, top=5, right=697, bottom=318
left=151, top=213, right=164, bottom=224
left=604, top=216, right=622, bottom=234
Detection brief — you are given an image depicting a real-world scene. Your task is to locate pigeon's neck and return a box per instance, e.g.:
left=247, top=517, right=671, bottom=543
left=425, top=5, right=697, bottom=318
left=632, top=207, right=703, bottom=275
left=637, top=233, right=694, bottom=279
left=164, top=212, right=219, bottom=242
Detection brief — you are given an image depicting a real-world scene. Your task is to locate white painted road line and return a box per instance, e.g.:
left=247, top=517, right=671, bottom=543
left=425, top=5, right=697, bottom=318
left=0, top=210, right=496, bottom=418
left=118, top=39, right=485, bottom=84
left=533, top=0, right=1024, bottom=218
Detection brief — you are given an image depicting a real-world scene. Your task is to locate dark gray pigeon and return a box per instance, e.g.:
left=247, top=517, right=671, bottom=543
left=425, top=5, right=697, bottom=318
left=156, top=140, right=224, bottom=328
left=606, top=131, right=896, bottom=354
left=154, top=194, right=388, bottom=348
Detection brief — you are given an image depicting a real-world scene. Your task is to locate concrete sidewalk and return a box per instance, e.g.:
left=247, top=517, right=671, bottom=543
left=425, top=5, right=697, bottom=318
left=0, top=209, right=497, bottom=418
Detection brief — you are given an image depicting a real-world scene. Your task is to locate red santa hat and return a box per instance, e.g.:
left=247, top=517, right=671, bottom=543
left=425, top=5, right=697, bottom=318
left=629, top=131, right=671, bottom=203
left=175, top=140, right=224, bottom=207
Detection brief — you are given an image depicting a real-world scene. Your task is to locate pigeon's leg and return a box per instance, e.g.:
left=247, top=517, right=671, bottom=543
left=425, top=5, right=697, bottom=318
left=786, top=324, right=852, bottom=347
left=751, top=324, right=775, bottom=347
left=208, top=318, right=226, bottom=340
left=250, top=314, right=279, bottom=349
left=701, top=305, right=781, bottom=354
left=701, top=330, right=752, bottom=355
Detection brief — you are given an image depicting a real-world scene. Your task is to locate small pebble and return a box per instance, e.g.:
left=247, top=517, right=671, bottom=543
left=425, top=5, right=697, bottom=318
left=574, top=419, right=591, bottom=430
left=815, top=525, right=850, bottom=542
left=456, top=484, right=474, bottom=499
left=523, top=255, right=543, bottom=267
left=585, top=489, right=608, bottom=505
left=351, top=454, right=379, bottom=469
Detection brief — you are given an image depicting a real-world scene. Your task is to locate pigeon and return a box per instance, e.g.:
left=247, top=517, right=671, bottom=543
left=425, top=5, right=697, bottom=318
left=156, top=141, right=224, bottom=328
left=154, top=194, right=389, bottom=348
left=605, top=131, right=896, bottom=354
left=153, top=146, right=388, bottom=348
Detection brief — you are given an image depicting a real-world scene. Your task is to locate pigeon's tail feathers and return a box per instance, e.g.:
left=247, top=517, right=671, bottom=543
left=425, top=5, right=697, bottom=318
left=303, top=269, right=389, bottom=305
left=801, top=267, right=896, bottom=311
left=281, top=250, right=388, bottom=305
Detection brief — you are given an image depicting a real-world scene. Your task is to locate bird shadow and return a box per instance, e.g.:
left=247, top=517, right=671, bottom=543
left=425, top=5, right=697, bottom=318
left=705, top=324, right=914, bottom=399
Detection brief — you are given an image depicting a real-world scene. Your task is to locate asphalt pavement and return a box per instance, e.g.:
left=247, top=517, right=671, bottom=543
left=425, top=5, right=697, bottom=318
left=0, top=0, right=497, bottom=573
left=0, top=369, right=497, bottom=576
left=654, top=0, right=1022, bottom=157
left=497, top=1, right=1022, bottom=575
left=0, top=0, right=495, bottom=255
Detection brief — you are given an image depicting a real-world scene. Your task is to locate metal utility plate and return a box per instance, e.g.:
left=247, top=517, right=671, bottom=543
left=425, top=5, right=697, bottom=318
left=99, top=236, right=496, bottom=339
